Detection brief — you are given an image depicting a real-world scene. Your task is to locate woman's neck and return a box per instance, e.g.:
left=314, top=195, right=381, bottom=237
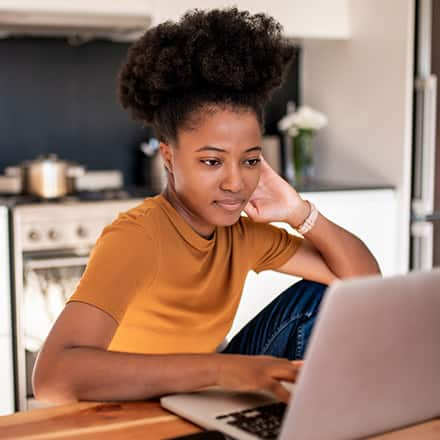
left=162, top=185, right=216, bottom=239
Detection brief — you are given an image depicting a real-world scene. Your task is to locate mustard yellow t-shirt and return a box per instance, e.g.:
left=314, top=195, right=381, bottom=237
left=67, top=194, right=302, bottom=354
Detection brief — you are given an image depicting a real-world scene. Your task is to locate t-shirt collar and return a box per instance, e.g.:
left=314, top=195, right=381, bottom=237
left=154, top=194, right=217, bottom=251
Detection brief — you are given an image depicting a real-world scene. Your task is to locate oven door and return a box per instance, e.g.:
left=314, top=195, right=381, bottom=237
left=21, top=250, right=88, bottom=409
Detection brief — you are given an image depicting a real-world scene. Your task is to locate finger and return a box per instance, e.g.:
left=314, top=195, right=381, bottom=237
left=288, top=361, right=304, bottom=382
left=256, top=159, right=271, bottom=178
left=259, top=156, right=271, bottom=169
left=266, top=379, right=291, bottom=404
left=271, top=366, right=299, bottom=383
left=259, top=156, right=277, bottom=175
left=244, top=202, right=258, bottom=218
left=290, top=360, right=304, bottom=372
left=249, top=181, right=266, bottom=198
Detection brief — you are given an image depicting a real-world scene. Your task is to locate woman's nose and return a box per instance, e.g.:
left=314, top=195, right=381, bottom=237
left=220, top=164, right=244, bottom=192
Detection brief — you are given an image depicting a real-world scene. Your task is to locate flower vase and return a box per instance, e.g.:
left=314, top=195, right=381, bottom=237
left=292, top=129, right=315, bottom=184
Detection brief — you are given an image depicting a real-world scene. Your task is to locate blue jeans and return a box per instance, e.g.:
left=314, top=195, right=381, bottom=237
left=221, top=279, right=327, bottom=360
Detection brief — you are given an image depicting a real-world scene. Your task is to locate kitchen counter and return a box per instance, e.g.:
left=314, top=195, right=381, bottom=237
left=137, top=179, right=395, bottom=193
left=287, top=178, right=394, bottom=192
left=0, top=180, right=395, bottom=207
left=0, top=186, right=157, bottom=207
left=138, top=180, right=395, bottom=193
left=0, top=400, right=439, bottom=440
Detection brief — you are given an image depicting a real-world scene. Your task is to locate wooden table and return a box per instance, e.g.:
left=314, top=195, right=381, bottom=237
left=0, top=400, right=440, bottom=440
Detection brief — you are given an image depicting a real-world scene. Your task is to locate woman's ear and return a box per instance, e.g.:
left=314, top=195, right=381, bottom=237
left=159, top=142, right=173, bottom=173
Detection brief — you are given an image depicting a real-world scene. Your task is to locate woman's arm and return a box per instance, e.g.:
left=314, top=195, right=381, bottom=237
left=33, top=302, right=301, bottom=404
left=245, top=157, right=381, bottom=282
left=277, top=212, right=381, bottom=284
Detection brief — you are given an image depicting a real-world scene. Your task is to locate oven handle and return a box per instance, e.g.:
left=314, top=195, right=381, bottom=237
left=25, top=256, right=89, bottom=270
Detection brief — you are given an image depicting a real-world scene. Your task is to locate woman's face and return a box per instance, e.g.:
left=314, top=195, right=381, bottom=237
left=160, top=107, right=262, bottom=237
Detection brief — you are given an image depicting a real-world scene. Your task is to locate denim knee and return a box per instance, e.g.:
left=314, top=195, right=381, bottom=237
left=221, top=278, right=327, bottom=359
left=266, top=279, right=327, bottom=359
left=280, top=279, right=327, bottom=319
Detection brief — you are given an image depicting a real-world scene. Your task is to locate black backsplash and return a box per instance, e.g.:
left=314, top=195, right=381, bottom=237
left=0, top=37, right=300, bottom=186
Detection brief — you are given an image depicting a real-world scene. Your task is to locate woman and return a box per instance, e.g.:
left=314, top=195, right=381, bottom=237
left=33, top=8, right=380, bottom=405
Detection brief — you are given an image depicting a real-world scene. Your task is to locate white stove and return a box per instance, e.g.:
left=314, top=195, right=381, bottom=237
left=4, top=192, right=149, bottom=412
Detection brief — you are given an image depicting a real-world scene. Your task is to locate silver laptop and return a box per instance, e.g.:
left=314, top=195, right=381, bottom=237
left=161, top=269, right=440, bottom=440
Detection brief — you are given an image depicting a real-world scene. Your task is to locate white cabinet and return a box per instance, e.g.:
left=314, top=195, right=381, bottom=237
left=236, top=0, right=350, bottom=39
left=301, top=189, right=398, bottom=276
left=0, top=206, right=11, bottom=336
left=0, top=206, right=14, bottom=415
left=151, top=0, right=350, bottom=39
left=0, top=1, right=154, bottom=16
left=0, top=336, right=14, bottom=415
left=0, top=0, right=154, bottom=40
left=227, top=188, right=397, bottom=339
left=0, top=0, right=350, bottom=39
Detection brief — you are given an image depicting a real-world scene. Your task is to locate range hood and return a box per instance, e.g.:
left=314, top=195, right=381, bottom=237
left=0, top=8, right=152, bottom=42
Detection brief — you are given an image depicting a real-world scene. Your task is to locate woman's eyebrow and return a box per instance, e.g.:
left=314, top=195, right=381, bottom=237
left=195, top=145, right=262, bottom=153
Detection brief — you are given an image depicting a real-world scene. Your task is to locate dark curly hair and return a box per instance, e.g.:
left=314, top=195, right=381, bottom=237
left=118, top=7, right=296, bottom=143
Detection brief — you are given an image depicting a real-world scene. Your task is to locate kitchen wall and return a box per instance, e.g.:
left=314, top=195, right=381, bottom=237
left=0, top=37, right=300, bottom=186
left=0, top=37, right=150, bottom=186
left=301, top=0, right=415, bottom=272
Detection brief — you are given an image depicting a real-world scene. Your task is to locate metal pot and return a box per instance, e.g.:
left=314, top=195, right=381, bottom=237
left=7, top=155, right=86, bottom=199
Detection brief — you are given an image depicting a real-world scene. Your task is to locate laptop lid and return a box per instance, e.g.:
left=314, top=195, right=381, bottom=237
left=280, top=268, right=440, bottom=440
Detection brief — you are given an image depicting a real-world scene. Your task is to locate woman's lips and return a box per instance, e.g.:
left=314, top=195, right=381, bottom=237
left=214, top=199, right=244, bottom=211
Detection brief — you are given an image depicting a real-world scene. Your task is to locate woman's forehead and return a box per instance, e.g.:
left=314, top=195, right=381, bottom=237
left=177, top=107, right=262, bottom=149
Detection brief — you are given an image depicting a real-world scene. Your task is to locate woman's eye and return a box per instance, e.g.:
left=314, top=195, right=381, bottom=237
left=245, top=158, right=261, bottom=167
left=201, top=159, right=221, bottom=167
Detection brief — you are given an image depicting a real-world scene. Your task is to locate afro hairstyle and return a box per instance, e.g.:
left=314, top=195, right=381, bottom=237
left=118, top=7, right=297, bottom=143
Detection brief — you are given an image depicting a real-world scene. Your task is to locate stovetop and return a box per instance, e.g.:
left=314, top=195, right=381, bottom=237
left=4, top=187, right=161, bottom=250
left=0, top=186, right=159, bottom=207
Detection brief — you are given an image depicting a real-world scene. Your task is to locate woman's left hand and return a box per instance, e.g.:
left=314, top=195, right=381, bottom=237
left=244, top=157, right=309, bottom=226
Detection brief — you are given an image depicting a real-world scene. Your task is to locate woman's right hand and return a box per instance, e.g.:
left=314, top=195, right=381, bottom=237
left=215, top=354, right=303, bottom=403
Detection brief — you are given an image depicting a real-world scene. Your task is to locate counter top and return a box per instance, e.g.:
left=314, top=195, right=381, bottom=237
left=0, top=187, right=157, bottom=207
left=0, top=180, right=395, bottom=207
left=0, top=400, right=439, bottom=440
left=291, top=179, right=395, bottom=192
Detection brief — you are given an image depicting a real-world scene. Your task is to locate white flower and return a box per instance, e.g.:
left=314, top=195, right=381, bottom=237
left=277, top=111, right=298, bottom=132
left=278, top=106, right=328, bottom=132
left=287, top=126, right=299, bottom=137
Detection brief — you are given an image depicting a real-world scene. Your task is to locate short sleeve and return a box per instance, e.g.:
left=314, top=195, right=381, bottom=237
left=66, top=211, right=157, bottom=323
left=245, top=218, right=303, bottom=274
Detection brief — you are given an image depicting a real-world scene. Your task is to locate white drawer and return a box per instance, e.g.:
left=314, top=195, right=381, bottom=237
left=0, top=335, right=15, bottom=415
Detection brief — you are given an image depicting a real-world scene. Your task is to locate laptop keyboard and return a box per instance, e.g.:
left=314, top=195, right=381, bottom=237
left=215, top=402, right=287, bottom=439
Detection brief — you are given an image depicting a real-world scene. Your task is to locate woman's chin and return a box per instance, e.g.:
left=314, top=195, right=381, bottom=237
left=210, top=211, right=244, bottom=227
